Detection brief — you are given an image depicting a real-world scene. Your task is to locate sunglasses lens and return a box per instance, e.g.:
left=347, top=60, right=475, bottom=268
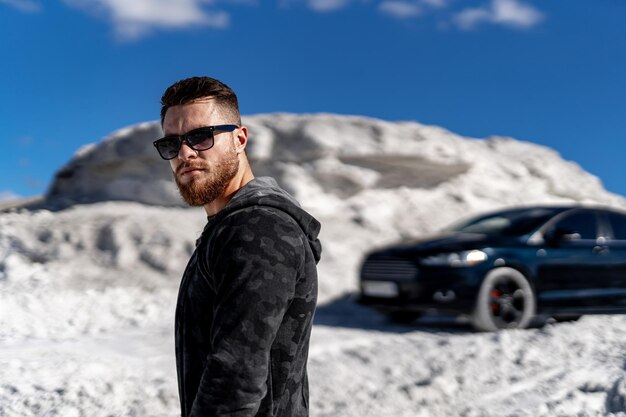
left=187, top=130, right=214, bottom=150
left=156, top=137, right=180, bottom=160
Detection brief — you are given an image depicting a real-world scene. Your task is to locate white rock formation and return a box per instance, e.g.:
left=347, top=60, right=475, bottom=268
left=47, top=114, right=623, bottom=212
left=39, top=113, right=626, bottom=300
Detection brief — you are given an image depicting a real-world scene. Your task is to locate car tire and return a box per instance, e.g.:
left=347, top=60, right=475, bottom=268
left=388, top=311, right=422, bottom=324
left=471, top=267, right=536, bottom=332
left=551, top=314, right=582, bottom=323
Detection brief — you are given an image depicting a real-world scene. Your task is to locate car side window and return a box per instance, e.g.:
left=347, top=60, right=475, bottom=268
left=607, top=212, right=626, bottom=240
left=551, top=211, right=597, bottom=240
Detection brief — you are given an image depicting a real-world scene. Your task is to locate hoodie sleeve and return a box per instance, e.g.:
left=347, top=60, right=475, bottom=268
left=189, top=206, right=306, bottom=417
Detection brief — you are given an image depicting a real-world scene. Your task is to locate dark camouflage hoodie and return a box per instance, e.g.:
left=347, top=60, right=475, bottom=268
left=175, top=177, right=321, bottom=417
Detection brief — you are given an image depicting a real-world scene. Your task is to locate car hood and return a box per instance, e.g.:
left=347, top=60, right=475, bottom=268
left=376, top=232, right=521, bottom=257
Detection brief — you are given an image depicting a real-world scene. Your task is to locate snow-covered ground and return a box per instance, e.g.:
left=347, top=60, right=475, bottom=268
left=3, top=113, right=626, bottom=416
left=4, top=260, right=626, bottom=417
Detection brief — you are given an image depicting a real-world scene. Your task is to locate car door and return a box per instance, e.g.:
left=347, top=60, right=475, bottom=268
left=535, top=209, right=612, bottom=310
left=599, top=210, right=626, bottom=309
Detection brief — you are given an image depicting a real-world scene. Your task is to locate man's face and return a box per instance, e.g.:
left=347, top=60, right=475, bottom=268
left=162, top=100, right=239, bottom=207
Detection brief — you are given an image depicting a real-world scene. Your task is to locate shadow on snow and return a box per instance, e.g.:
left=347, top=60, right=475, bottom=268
left=313, top=293, right=474, bottom=334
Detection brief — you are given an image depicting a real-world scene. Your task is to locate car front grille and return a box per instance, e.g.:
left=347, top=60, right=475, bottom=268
left=361, top=255, right=418, bottom=281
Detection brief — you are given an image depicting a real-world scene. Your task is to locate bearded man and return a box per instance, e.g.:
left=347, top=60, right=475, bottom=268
left=153, top=76, right=321, bottom=417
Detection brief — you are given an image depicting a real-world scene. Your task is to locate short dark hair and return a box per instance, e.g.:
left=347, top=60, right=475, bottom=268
left=160, top=76, right=241, bottom=126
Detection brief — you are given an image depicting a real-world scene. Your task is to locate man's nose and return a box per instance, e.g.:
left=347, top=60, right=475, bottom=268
left=178, top=141, right=197, bottom=160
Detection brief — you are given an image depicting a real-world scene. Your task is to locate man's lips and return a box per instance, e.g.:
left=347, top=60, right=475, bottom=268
left=178, top=166, right=205, bottom=176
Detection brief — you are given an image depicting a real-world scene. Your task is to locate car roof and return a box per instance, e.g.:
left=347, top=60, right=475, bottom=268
left=475, top=204, right=626, bottom=217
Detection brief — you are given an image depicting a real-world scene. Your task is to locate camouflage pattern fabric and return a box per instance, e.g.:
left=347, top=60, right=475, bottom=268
left=175, top=177, right=322, bottom=417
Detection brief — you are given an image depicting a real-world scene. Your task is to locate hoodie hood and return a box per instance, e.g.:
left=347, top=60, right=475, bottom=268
left=208, top=177, right=322, bottom=263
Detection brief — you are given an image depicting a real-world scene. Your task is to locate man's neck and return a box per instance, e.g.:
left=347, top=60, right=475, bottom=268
left=203, top=168, right=255, bottom=217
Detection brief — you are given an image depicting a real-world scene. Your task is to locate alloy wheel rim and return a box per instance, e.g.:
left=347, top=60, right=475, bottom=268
left=488, top=278, right=526, bottom=328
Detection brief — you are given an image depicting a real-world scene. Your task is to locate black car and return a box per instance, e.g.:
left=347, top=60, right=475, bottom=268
left=358, top=205, right=626, bottom=331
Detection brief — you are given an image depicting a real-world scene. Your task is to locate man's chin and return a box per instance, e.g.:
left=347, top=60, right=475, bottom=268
left=176, top=178, right=223, bottom=207
left=180, top=190, right=206, bottom=207
left=176, top=177, right=196, bottom=188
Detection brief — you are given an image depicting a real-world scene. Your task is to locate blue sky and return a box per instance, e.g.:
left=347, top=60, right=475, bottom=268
left=1, top=0, right=625, bottom=201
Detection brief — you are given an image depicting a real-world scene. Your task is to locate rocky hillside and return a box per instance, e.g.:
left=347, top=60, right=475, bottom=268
left=15, top=113, right=623, bottom=301
left=47, top=113, right=622, bottom=212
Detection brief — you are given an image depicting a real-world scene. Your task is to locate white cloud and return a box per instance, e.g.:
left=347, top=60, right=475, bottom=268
left=0, top=0, right=41, bottom=12
left=62, top=0, right=230, bottom=40
left=219, top=0, right=257, bottom=4
left=420, top=0, right=448, bottom=8
left=454, top=7, right=490, bottom=28
left=379, top=1, right=422, bottom=19
left=454, top=0, right=544, bottom=30
left=0, top=191, right=20, bottom=202
left=48, top=0, right=543, bottom=37
left=307, top=0, right=351, bottom=12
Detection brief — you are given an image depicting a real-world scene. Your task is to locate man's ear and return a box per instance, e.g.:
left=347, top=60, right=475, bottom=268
left=234, top=126, right=248, bottom=154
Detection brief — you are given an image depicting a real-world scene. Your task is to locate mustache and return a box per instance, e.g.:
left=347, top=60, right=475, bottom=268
left=176, top=163, right=206, bottom=175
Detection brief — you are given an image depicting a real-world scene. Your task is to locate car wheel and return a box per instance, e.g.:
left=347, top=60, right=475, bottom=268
left=471, top=267, right=536, bottom=332
left=388, top=311, right=422, bottom=324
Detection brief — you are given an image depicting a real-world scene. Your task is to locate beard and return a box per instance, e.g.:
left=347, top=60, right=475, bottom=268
left=174, top=148, right=239, bottom=207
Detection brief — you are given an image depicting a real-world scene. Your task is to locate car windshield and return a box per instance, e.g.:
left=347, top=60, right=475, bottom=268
left=445, top=208, right=561, bottom=237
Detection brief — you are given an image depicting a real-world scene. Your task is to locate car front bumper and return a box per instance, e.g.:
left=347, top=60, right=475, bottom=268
left=358, top=259, right=488, bottom=314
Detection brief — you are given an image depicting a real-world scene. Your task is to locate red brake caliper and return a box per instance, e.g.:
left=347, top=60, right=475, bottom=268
left=490, top=289, right=501, bottom=313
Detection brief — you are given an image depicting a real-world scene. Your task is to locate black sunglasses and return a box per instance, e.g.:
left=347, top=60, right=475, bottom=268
left=153, top=124, right=239, bottom=160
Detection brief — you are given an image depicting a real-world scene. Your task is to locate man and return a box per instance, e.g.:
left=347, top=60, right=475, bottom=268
left=154, top=77, right=321, bottom=417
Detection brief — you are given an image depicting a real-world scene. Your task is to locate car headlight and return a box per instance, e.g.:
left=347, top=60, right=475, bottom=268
left=421, top=250, right=488, bottom=267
